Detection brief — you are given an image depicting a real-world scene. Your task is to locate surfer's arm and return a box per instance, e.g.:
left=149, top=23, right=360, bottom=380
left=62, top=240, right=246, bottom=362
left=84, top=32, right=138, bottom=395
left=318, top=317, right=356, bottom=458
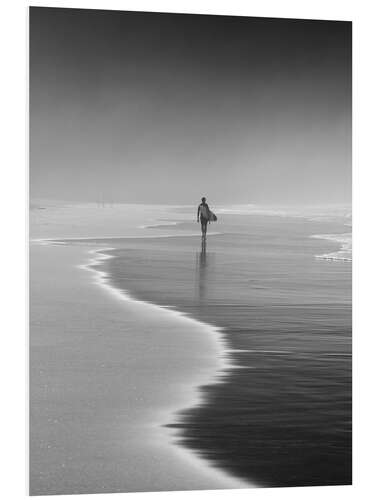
left=197, top=205, right=200, bottom=222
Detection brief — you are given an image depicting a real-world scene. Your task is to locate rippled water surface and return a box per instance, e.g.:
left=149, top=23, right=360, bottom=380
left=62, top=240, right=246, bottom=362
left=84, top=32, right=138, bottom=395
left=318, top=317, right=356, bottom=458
left=102, top=212, right=351, bottom=487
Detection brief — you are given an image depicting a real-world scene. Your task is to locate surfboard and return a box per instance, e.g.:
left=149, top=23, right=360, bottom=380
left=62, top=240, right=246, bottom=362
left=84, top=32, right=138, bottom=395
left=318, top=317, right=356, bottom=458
left=208, top=210, right=217, bottom=222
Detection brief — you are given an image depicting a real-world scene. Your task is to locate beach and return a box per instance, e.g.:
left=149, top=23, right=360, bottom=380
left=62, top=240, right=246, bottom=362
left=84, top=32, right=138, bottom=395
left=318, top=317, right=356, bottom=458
left=30, top=202, right=351, bottom=493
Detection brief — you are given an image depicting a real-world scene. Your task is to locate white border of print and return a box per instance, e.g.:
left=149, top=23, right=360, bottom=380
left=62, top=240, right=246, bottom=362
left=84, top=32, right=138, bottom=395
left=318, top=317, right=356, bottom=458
left=1, top=0, right=374, bottom=499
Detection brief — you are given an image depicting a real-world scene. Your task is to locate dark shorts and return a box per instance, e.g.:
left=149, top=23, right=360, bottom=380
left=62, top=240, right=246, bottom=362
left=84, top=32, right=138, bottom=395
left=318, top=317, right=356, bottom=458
left=200, top=216, right=208, bottom=225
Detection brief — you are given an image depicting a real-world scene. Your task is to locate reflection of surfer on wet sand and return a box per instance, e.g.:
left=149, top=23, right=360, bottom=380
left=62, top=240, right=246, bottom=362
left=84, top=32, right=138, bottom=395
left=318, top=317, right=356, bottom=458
left=195, top=237, right=208, bottom=301
left=200, top=236, right=206, bottom=255
left=196, top=197, right=217, bottom=239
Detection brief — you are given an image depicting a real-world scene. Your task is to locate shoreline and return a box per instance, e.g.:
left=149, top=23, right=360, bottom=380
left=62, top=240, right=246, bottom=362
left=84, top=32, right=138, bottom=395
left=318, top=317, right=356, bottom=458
left=81, top=246, right=250, bottom=485
left=30, top=238, right=252, bottom=494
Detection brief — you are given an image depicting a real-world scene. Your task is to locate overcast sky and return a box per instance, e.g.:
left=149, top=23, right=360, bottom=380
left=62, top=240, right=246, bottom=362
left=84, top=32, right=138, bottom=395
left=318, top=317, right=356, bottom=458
left=30, top=8, right=351, bottom=205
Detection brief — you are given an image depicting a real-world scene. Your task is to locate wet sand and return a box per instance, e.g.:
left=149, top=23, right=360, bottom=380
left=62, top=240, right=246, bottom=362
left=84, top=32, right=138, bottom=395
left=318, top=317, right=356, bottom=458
left=81, top=212, right=351, bottom=487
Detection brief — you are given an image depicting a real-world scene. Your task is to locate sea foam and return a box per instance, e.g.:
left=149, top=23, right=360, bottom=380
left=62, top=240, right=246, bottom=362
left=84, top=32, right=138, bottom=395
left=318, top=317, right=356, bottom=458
left=311, top=233, right=352, bottom=262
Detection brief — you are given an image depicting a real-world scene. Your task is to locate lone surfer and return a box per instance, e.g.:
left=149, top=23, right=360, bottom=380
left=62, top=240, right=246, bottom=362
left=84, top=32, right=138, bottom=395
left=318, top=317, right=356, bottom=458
left=197, top=197, right=210, bottom=238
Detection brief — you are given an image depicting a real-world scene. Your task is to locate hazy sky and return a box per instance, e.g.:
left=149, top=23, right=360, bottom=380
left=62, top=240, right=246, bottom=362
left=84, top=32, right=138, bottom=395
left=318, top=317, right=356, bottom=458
left=30, top=8, right=351, bottom=205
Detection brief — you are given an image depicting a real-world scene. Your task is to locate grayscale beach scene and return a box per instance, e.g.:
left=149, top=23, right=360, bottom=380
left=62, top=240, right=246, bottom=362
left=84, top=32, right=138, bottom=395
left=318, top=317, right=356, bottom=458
left=29, top=8, right=351, bottom=496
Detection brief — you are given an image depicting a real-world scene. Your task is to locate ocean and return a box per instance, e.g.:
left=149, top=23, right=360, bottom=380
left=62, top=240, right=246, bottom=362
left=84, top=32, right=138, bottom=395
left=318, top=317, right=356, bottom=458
left=81, top=205, right=352, bottom=487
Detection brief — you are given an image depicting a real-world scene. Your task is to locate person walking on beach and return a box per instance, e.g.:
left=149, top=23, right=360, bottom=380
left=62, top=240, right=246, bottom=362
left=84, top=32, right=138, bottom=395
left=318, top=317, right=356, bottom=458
left=197, top=197, right=210, bottom=239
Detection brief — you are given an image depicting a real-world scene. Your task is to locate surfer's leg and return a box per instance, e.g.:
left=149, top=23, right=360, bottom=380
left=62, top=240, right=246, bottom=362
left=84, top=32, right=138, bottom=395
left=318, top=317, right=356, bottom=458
left=200, top=216, right=205, bottom=237
left=202, top=219, right=207, bottom=238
